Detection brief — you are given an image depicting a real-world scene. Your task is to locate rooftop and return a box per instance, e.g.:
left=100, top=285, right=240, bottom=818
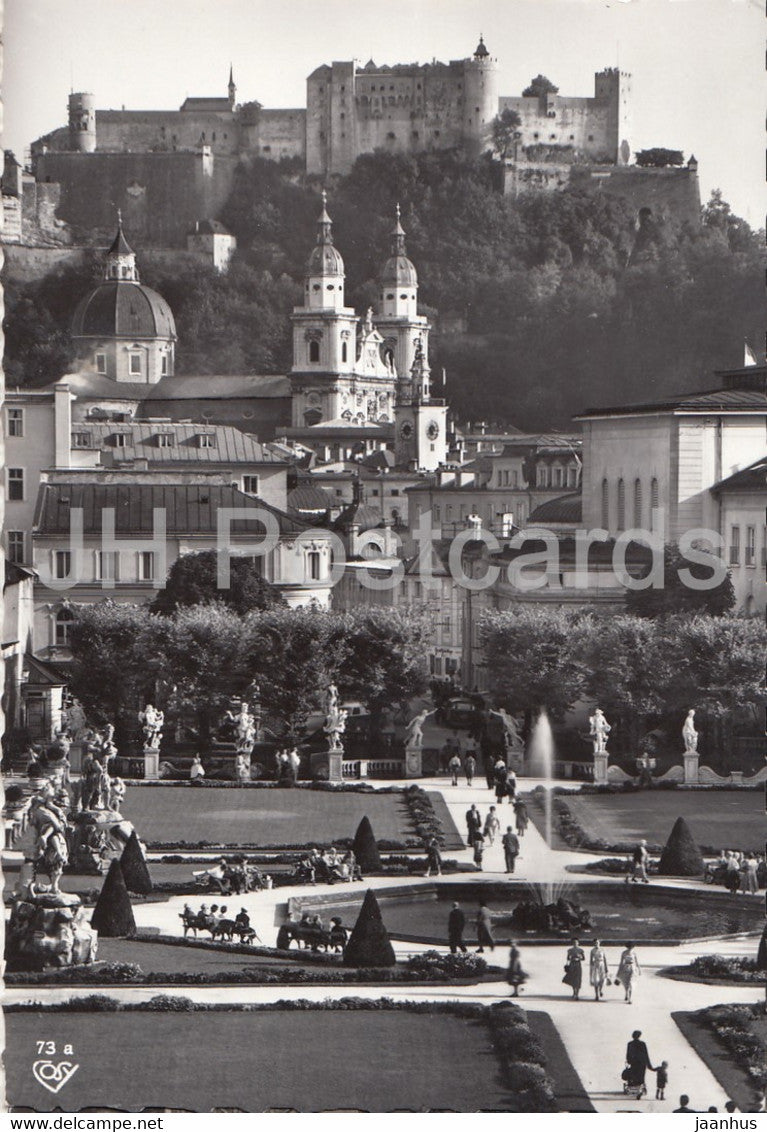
left=72, top=421, right=283, bottom=464
left=710, top=456, right=767, bottom=494
left=577, top=386, right=767, bottom=419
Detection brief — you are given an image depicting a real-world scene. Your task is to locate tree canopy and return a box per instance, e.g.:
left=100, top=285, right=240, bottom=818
left=522, top=75, right=559, bottom=98
left=150, top=550, right=284, bottom=616
left=635, top=148, right=685, bottom=168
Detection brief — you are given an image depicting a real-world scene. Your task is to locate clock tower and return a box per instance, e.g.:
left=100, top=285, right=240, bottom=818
left=394, top=338, right=448, bottom=471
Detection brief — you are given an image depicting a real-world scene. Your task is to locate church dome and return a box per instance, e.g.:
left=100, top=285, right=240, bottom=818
left=306, top=241, right=345, bottom=277
left=381, top=252, right=418, bottom=287
left=72, top=281, right=176, bottom=340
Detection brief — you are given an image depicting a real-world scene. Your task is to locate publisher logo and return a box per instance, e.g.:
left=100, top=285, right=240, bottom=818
left=32, top=1060, right=80, bottom=1094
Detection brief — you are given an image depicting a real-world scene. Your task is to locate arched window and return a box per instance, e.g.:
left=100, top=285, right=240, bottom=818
left=617, top=478, right=625, bottom=531
left=601, top=478, right=609, bottom=529
left=341, top=341, right=347, bottom=364
left=55, top=607, right=75, bottom=647
left=650, top=477, right=659, bottom=529
left=633, top=478, right=642, bottom=528
left=309, top=340, right=320, bottom=363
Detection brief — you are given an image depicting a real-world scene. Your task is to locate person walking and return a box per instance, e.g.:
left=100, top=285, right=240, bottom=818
left=472, top=832, right=485, bottom=870
left=448, top=901, right=467, bottom=954
left=624, top=1030, right=653, bottom=1099
left=513, top=797, right=529, bottom=837
left=589, top=938, right=609, bottom=1001
left=627, top=839, right=650, bottom=884
left=448, top=752, right=462, bottom=787
left=505, top=769, right=517, bottom=803
left=475, top=900, right=495, bottom=954
left=502, top=826, right=520, bottom=874
left=494, top=759, right=508, bottom=804
left=190, top=755, right=206, bottom=785
left=744, top=852, right=759, bottom=895
left=655, top=1061, right=669, bottom=1101
left=465, top=804, right=482, bottom=847
left=725, top=852, right=741, bottom=895
left=484, top=805, right=501, bottom=846
left=464, top=752, right=476, bottom=787
left=617, top=941, right=641, bottom=1003
left=563, top=938, right=585, bottom=1000
left=507, top=941, right=527, bottom=996
left=425, top=836, right=442, bottom=877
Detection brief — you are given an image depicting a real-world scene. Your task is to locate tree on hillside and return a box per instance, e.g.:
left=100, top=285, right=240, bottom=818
left=150, top=550, right=284, bottom=616
left=635, top=148, right=684, bottom=168
left=625, top=545, right=735, bottom=620
left=492, top=108, right=522, bottom=159
left=522, top=75, right=559, bottom=98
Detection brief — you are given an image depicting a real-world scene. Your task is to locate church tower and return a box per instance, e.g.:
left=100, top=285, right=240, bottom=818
left=228, top=65, right=237, bottom=108
left=291, top=193, right=394, bottom=428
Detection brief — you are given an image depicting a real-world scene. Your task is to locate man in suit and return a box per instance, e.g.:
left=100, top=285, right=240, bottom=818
left=502, top=826, right=521, bottom=873
left=448, top=902, right=467, bottom=954
left=465, top=804, right=482, bottom=847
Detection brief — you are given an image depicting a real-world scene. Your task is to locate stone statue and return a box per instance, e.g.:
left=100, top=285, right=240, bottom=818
left=226, top=701, right=256, bottom=753
left=682, top=709, right=698, bottom=753
left=324, top=694, right=348, bottom=752
left=27, top=793, right=70, bottom=894
left=139, top=703, right=164, bottom=751
left=496, top=708, right=523, bottom=750
left=64, top=699, right=88, bottom=741
left=326, top=683, right=339, bottom=715
left=589, top=708, right=611, bottom=754
left=108, top=776, right=126, bottom=814
left=405, top=708, right=429, bottom=749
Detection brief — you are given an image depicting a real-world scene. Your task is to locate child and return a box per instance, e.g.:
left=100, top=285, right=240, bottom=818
left=655, top=1061, right=668, bottom=1101
left=473, top=833, right=485, bottom=870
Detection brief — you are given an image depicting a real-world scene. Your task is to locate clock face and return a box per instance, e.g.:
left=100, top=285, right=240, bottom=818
left=426, top=420, right=440, bottom=440
left=399, top=421, right=414, bottom=439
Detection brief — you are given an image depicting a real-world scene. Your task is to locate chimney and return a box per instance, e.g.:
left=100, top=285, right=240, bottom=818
left=54, top=383, right=72, bottom=468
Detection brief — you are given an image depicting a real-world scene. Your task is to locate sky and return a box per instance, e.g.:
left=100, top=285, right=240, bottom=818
left=4, top=0, right=765, bottom=224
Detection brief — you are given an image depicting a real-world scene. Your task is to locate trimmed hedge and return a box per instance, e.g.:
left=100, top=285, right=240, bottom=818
left=695, top=1003, right=767, bottom=1094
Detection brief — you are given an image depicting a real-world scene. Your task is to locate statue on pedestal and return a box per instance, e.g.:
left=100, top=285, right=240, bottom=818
left=323, top=685, right=347, bottom=752
left=589, top=708, right=611, bottom=754
left=497, top=708, right=524, bottom=751
left=226, top=701, right=256, bottom=753
left=682, top=709, right=699, bottom=753
left=26, top=789, right=70, bottom=894
left=405, top=708, right=429, bottom=749
left=139, top=703, right=164, bottom=752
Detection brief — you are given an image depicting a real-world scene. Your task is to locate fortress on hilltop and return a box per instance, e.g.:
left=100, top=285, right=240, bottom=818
left=6, top=38, right=699, bottom=256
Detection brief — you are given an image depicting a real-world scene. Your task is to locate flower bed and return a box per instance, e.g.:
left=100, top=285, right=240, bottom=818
left=674, top=1002, right=767, bottom=1110
left=660, top=955, right=764, bottom=985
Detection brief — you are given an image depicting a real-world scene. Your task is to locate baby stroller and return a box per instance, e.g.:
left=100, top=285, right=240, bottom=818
left=621, top=1066, right=647, bottom=1099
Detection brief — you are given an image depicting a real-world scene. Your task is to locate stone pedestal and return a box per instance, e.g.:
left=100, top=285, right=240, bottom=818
left=405, top=743, right=423, bottom=778
left=143, top=747, right=160, bottom=781
left=327, top=750, right=343, bottom=784
left=683, top=751, right=699, bottom=785
left=593, top=752, right=609, bottom=786
left=5, top=889, right=98, bottom=972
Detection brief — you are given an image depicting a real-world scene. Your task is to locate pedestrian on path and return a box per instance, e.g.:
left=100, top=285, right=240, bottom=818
left=513, top=797, right=529, bottom=837
left=425, top=836, right=442, bottom=877
left=494, top=759, right=508, bottom=804
left=465, top=804, right=482, bottom=847
left=627, top=840, right=650, bottom=884
left=502, top=826, right=520, bottom=873
left=473, top=832, right=485, bottom=870
left=616, top=942, right=641, bottom=1003
left=589, top=938, right=609, bottom=1000
left=448, top=901, right=467, bottom=953
left=743, top=853, right=759, bottom=895
left=624, top=1030, right=653, bottom=1099
left=655, top=1061, right=668, bottom=1101
left=507, top=941, right=528, bottom=996
left=484, top=805, right=500, bottom=845
left=505, top=769, right=517, bottom=803
left=483, top=746, right=495, bottom=790
left=465, top=753, right=476, bottom=786
left=563, top=938, right=585, bottom=1000
left=448, top=753, right=462, bottom=786
left=475, top=900, right=495, bottom=953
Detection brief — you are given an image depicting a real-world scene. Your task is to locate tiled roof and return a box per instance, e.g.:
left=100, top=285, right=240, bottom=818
left=528, top=492, right=583, bottom=524
left=179, top=97, right=232, bottom=111
left=578, top=387, right=767, bottom=418
left=44, top=373, right=290, bottom=401
left=75, top=421, right=281, bottom=464
left=35, top=482, right=308, bottom=537
left=288, top=483, right=335, bottom=512
left=710, top=456, right=767, bottom=494
left=333, top=501, right=385, bottom=530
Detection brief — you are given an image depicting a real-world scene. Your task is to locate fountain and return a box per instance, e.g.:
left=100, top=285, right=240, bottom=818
left=527, top=709, right=555, bottom=843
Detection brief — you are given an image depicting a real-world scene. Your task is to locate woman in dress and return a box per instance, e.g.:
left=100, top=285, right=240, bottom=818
left=589, top=938, right=609, bottom=1001
left=507, top=941, right=528, bottom=997
left=473, top=832, right=486, bottom=870
left=513, top=798, right=529, bottom=837
left=563, top=938, right=585, bottom=1000
left=484, top=806, right=501, bottom=846
left=475, top=901, right=495, bottom=954
left=624, top=1029, right=653, bottom=1099
left=744, top=853, right=759, bottom=895
left=617, top=941, right=641, bottom=1003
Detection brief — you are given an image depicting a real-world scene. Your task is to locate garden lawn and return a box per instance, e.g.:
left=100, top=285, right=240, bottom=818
left=6, top=1009, right=513, bottom=1112
left=535, top=789, right=764, bottom=852
left=120, top=786, right=461, bottom=849
left=673, top=1007, right=766, bottom=1112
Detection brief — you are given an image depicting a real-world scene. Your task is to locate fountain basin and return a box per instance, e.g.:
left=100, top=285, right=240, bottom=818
left=291, top=880, right=764, bottom=946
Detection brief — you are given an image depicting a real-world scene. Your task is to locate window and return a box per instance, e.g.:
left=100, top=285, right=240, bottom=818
left=554, top=467, right=563, bottom=487
left=729, top=526, right=740, bottom=565
left=537, top=466, right=548, bottom=487
left=95, top=550, right=119, bottom=581
left=308, top=551, right=321, bottom=581
left=242, top=475, right=259, bottom=495
left=650, top=477, right=659, bottom=529
left=72, top=432, right=92, bottom=448
left=54, top=550, right=72, bottom=580
left=114, top=432, right=128, bottom=448
left=156, top=433, right=174, bottom=448
left=95, top=353, right=107, bottom=375
left=7, top=531, right=24, bottom=564
left=138, top=551, right=155, bottom=582
left=55, top=607, right=74, bottom=646
left=7, top=408, right=23, bottom=437
left=129, top=353, right=142, bottom=376
left=341, top=341, right=347, bottom=364
left=633, top=478, right=642, bottom=528
left=614, top=478, right=625, bottom=531
left=161, top=355, right=169, bottom=376
left=198, top=433, right=216, bottom=448
left=745, top=525, right=756, bottom=566
left=309, top=340, right=320, bottom=363
left=8, top=468, right=24, bottom=501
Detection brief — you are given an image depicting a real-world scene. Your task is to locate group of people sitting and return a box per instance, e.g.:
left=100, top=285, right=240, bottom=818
left=179, top=902, right=260, bottom=943
left=295, top=911, right=348, bottom=951
left=293, top=846, right=362, bottom=885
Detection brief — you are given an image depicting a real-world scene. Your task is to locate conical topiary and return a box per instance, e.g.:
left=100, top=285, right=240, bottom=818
left=343, top=889, right=396, bottom=968
left=119, top=831, right=153, bottom=895
left=90, top=859, right=136, bottom=937
left=352, top=815, right=381, bottom=873
left=657, top=816, right=704, bottom=876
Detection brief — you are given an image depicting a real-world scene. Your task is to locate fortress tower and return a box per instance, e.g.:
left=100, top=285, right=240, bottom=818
left=68, top=92, right=96, bottom=153
left=461, top=36, right=499, bottom=155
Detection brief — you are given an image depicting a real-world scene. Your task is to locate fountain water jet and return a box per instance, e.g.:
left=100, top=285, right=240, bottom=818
left=526, top=709, right=556, bottom=901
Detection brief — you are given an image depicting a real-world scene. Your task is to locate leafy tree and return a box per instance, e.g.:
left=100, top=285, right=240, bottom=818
left=522, top=75, right=559, bottom=98
left=151, top=550, right=284, bottom=616
left=635, top=148, right=684, bottom=168
left=325, top=607, right=430, bottom=714
left=625, top=545, right=735, bottom=619
left=492, top=108, right=522, bottom=158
